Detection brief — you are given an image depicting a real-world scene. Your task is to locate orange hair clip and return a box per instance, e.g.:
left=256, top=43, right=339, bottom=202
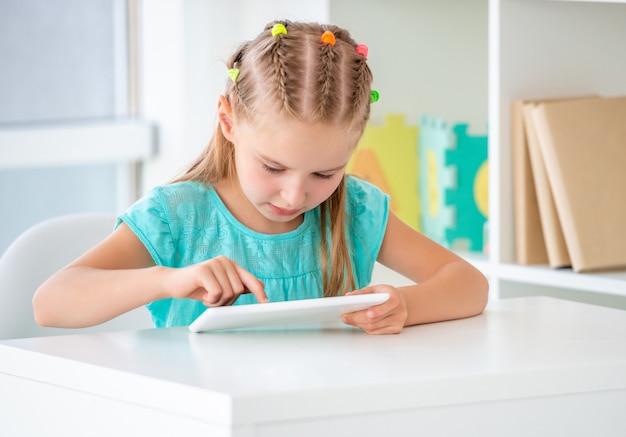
left=321, top=30, right=336, bottom=46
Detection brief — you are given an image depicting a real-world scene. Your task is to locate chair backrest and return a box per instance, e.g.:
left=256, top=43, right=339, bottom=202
left=0, top=213, right=153, bottom=340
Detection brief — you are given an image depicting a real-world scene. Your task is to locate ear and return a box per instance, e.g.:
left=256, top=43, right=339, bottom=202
left=217, top=95, right=235, bottom=142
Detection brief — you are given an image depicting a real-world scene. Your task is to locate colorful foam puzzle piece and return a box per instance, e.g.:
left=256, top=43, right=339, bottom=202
left=419, top=116, right=488, bottom=252
left=418, top=115, right=456, bottom=247
left=348, top=114, right=421, bottom=231
left=445, top=124, right=488, bottom=252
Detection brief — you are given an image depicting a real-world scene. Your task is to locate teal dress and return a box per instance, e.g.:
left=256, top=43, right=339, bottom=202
left=118, top=176, right=389, bottom=328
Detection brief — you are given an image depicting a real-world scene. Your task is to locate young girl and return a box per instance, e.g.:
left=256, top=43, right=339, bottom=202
left=33, top=20, right=488, bottom=335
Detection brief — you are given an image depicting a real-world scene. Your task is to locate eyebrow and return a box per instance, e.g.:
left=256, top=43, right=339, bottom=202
left=259, top=154, right=348, bottom=173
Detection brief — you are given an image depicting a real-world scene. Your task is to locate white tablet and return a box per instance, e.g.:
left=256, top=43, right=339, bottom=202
left=188, top=293, right=390, bottom=333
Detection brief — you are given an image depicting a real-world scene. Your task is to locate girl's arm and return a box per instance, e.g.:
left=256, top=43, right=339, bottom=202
left=33, top=223, right=266, bottom=328
left=343, top=212, right=489, bottom=333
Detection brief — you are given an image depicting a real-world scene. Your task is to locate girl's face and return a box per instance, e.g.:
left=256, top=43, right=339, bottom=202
left=222, top=107, right=360, bottom=233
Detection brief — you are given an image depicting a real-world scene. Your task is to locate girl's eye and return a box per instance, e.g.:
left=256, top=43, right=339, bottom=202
left=263, top=163, right=335, bottom=180
left=314, top=172, right=335, bottom=180
left=263, top=164, right=283, bottom=174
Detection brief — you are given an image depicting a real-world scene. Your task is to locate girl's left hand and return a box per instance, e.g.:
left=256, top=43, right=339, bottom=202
left=341, top=285, right=408, bottom=335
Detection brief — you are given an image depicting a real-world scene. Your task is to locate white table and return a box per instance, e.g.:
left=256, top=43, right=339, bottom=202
left=1, top=296, right=626, bottom=436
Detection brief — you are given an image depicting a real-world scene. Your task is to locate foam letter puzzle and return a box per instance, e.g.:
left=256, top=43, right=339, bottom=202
left=419, top=115, right=488, bottom=252
left=418, top=115, right=455, bottom=247
left=348, top=114, right=421, bottom=231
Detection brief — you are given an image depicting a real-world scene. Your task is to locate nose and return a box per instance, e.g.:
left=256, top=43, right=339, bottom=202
left=280, top=178, right=307, bottom=208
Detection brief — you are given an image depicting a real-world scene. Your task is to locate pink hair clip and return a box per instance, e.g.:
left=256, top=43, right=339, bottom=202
left=321, top=30, right=336, bottom=46
left=356, top=44, right=368, bottom=59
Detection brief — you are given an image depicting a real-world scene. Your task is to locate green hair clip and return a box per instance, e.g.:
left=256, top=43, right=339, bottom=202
left=227, top=68, right=240, bottom=83
left=370, top=90, right=380, bottom=103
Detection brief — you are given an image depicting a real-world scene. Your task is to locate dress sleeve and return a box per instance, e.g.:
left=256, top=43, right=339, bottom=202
left=345, top=176, right=390, bottom=288
left=116, top=186, right=176, bottom=266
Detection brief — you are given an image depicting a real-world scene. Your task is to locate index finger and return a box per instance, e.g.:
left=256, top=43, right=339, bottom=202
left=235, top=264, right=268, bottom=303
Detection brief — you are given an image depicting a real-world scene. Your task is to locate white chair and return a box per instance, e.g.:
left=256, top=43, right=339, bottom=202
left=0, top=212, right=153, bottom=340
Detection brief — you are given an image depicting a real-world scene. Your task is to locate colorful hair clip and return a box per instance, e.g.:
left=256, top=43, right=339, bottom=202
left=355, top=44, right=368, bottom=59
left=271, top=23, right=287, bottom=37
left=321, top=30, right=336, bottom=46
left=370, top=90, right=380, bottom=103
left=227, top=68, right=240, bottom=83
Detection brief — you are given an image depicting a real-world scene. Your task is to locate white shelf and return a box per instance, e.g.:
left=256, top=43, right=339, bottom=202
left=488, top=0, right=626, bottom=300
left=497, top=264, right=626, bottom=297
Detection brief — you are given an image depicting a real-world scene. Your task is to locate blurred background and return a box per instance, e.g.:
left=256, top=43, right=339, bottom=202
left=0, top=0, right=487, bottom=255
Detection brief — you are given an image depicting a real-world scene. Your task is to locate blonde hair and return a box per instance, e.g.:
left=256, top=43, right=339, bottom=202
left=175, top=20, right=374, bottom=297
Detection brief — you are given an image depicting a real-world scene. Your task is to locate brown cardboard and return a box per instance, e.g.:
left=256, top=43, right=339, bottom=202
left=531, top=96, right=626, bottom=272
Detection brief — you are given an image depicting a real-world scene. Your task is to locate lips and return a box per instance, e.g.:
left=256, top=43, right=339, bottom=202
left=269, top=203, right=301, bottom=216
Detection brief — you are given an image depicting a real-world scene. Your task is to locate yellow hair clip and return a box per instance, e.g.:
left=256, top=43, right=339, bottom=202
left=271, top=23, right=287, bottom=37
left=227, top=68, right=240, bottom=83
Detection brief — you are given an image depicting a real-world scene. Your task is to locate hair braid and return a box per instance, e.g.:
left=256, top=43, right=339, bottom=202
left=267, top=22, right=296, bottom=116
left=316, top=37, right=337, bottom=119
left=350, top=55, right=373, bottom=131
left=225, top=45, right=247, bottom=117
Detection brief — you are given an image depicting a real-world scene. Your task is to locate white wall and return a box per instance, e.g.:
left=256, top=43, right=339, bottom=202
left=330, top=0, right=488, bottom=129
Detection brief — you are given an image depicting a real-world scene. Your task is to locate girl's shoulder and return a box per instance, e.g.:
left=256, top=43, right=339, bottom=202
left=125, top=180, right=220, bottom=225
left=344, top=175, right=390, bottom=236
left=152, top=180, right=213, bottom=197
left=345, top=175, right=389, bottom=212
left=147, top=180, right=218, bottom=209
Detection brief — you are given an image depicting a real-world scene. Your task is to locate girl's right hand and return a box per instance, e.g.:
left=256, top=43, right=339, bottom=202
left=163, top=255, right=267, bottom=307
